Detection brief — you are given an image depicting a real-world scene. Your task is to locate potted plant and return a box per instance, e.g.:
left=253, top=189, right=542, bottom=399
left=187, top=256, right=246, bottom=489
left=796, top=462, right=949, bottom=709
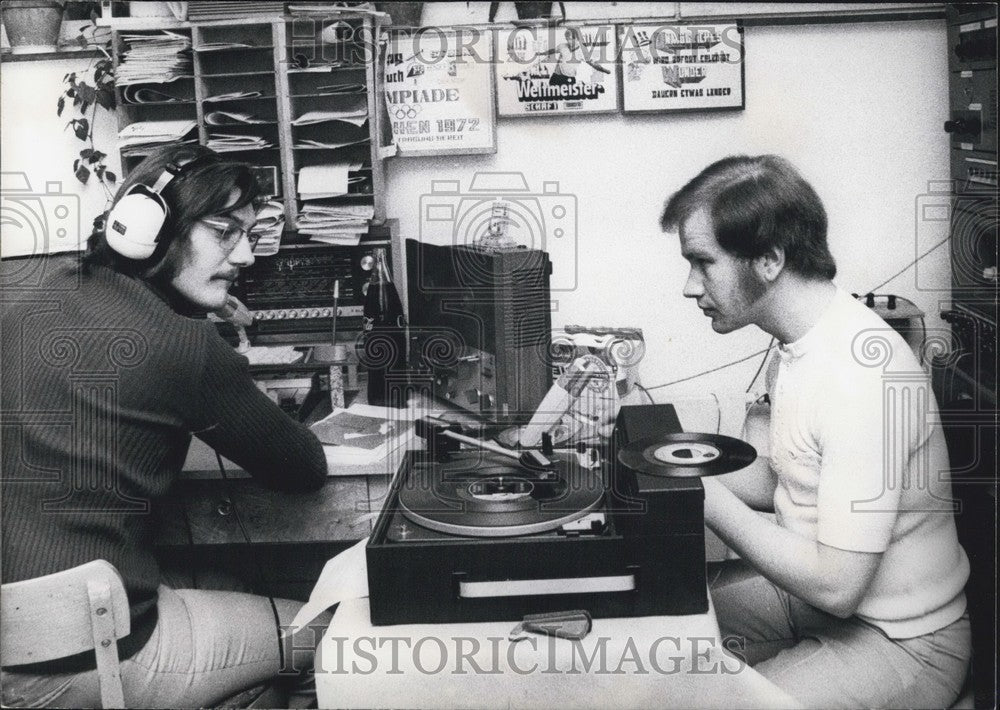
left=56, top=12, right=117, bottom=194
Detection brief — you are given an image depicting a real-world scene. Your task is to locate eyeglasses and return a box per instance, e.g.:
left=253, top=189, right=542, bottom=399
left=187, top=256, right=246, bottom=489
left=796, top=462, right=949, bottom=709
left=201, top=216, right=260, bottom=252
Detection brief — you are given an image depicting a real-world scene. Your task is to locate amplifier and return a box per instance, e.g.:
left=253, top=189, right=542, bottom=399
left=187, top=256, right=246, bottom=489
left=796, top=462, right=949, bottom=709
left=229, top=239, right=393, bottom=344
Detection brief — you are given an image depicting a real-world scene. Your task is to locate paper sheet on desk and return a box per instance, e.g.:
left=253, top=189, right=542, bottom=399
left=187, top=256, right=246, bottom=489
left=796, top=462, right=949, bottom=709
left=286, top=538, right=369, bottom=636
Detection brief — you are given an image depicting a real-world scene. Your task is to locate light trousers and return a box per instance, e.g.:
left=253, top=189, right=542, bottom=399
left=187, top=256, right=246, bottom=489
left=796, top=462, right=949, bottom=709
left=710, top=561, right=971, bottom=709
left=1, top=585, right=331, bottom=709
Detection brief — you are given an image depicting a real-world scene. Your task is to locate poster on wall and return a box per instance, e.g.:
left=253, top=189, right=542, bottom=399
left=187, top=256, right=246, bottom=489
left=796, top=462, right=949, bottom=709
left=384, top=29, right=496, bottom=156
left=619, top=22, right=744, bottom=113
left=495, top=24, right=619, bottom=116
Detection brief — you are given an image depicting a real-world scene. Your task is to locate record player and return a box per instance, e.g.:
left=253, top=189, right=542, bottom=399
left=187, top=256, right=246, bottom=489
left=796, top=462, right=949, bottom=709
left=366, top=406, right=721, bottom=626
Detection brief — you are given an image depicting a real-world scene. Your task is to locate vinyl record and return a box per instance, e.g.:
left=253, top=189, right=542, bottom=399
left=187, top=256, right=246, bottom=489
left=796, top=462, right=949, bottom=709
left=495, top=423, right=575, bottom=449
left=399, top=453, right=605, bottom=537
left=617, top=433, right=756, bottom=478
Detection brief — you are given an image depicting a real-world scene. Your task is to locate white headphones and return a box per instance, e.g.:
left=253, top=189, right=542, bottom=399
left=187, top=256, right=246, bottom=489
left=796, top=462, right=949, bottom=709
left=104, top=153, right=216, bottom=260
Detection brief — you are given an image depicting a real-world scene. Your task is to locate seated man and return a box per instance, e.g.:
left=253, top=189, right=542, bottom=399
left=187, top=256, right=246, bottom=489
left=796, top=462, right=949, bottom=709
left=1, top=145, right=330, bottom=708
left=660, top=155, right=971, bottom=708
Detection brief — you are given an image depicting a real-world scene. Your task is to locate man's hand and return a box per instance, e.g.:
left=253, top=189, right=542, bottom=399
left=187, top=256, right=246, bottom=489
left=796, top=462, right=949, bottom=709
left=702, top=477, right=882, bottom=618
left=715, top=456, right=777, bottom=511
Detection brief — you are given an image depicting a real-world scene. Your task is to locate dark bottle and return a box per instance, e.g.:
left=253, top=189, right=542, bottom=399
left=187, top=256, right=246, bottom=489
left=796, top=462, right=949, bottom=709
left=360, top=248, right=407, bottom=407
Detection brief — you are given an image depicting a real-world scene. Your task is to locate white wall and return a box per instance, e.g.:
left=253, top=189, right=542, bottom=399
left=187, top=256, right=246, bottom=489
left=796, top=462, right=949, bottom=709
left=1, top=56, right=123, bottom=255
left=383, top=17, right=952, bottom=405
left=0, top=12, right=953, bottom=415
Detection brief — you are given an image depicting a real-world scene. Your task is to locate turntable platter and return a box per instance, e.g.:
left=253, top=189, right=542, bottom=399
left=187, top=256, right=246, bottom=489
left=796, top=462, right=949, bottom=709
left=398, top=453, right=605, bottom=537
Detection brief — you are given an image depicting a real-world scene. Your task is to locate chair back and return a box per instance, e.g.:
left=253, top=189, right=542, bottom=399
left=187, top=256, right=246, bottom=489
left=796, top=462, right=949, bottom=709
left=1, top=559, right=131, bottom=708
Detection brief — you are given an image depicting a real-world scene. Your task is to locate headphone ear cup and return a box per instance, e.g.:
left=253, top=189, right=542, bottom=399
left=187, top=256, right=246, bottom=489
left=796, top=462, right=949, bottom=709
left=104, top=186, right=169, bottom=260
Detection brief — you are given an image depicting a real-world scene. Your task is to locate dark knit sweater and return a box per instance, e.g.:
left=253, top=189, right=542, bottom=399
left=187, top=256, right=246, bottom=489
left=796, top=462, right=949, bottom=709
left=1, top=256, right=327, bottom=668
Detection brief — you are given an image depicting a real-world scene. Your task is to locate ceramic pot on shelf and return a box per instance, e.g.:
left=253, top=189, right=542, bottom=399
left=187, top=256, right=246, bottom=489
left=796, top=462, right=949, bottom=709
left=1, top=0, right=65, bottom=54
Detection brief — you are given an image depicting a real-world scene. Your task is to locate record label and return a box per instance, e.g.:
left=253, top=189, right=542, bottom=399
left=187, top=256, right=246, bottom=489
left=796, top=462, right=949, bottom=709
left=617, top=433, right=756, bottom=478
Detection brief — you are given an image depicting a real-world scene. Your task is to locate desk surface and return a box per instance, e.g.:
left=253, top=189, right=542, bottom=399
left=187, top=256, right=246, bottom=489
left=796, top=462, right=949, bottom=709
left=316, top=597, right=799, bottom=710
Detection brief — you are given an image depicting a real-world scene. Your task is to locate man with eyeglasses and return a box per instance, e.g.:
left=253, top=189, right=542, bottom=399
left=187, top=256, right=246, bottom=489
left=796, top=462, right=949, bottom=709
left=1, top=145, right=329, bottom=708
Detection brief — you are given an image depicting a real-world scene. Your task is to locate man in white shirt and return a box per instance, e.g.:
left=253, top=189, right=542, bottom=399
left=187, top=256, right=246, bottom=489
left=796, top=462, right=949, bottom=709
left=660, top=155, right=971, bottom=708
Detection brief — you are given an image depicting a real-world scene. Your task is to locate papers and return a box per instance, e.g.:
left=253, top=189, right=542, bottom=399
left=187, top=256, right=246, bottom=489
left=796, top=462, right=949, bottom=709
left=251, top=200, right=285, bottom=256
left=205, top=110, right=270, bottom=125
left=316, top=83, right=366, bottom=94
left=116, top=31, right=193, bottom=86
left=204, top=90, right=263, bottom=102
left=122, top=85, right=192, bottom=104
left=297, top=202, right=374, bottom=245
left=244, top=345, right=304, bottom=366
left=206, top=133, right=274, bottom=151
left=197, top=41, right=255, bottom=51
left=291, top=110, right=368, bottom=127
left=311, top=406, right=415, bottom=467
left=293, top=137, right=370, bottom=150
left=286, top=538, right=369, bottom=635
left=297, top=162, right=363, bottom=199
left=117, top=119, right=197, bottom=151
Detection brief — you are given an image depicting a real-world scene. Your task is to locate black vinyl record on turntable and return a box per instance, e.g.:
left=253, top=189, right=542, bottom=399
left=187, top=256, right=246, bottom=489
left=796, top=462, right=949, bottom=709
left=398, top=453, right=605, bottom=538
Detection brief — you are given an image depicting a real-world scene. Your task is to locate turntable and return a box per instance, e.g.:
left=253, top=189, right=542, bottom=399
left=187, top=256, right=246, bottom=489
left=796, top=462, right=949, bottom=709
left=365, top=408, right=748, bottom=626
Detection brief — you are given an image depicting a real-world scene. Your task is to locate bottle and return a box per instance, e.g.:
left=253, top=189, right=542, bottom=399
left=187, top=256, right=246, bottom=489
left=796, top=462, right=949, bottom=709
left=360, top=248, right=407, bottom=407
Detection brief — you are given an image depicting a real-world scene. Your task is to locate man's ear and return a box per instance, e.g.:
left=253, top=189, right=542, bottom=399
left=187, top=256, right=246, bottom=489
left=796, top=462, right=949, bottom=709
left=753, top=246, right=785, bottom=283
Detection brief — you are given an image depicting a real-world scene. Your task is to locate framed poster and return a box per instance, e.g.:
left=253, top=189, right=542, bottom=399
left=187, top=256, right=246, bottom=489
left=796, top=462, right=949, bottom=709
left=384, top=29, right=496, bottom=156
left=619, top=23, right=744, bottom=113
left=495, top=24, right=619, bottom=117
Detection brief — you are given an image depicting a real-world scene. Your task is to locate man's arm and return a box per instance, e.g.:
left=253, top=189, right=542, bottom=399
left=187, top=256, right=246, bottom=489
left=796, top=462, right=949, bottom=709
left=193, top=329, right=327, bottom=491
left=715, top=457, right=777, bottom=511
left=701, top=477, right=881, bottom=617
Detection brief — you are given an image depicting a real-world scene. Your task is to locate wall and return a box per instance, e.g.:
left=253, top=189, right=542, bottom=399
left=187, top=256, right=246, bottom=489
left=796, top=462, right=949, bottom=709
left=383, top=17, right=952, bottom=412
left=1, top=56, right=123, bottom=256
left=0, top=11, right=952, bottom=422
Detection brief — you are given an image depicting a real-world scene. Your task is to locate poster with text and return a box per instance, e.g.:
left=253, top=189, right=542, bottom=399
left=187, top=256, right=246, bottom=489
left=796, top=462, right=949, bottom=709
left=620, top=23, right=744, bottom=113
left=385, top=30, right=496, bottom=156
left=495, top=24, right=619, bottom=117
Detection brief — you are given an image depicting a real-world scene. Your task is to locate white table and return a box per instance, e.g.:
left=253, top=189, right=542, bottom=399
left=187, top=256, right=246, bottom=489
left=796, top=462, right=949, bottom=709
left=315, top=596, right=799, bottom=709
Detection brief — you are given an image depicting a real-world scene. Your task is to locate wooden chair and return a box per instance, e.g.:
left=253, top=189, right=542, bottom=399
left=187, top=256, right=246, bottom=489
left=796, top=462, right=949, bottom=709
left=1, top=560, right=130, bottom=708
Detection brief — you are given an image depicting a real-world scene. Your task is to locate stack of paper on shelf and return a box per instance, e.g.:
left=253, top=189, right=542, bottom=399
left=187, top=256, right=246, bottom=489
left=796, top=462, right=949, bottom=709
left=297, top=162, right=363, bottom=199
left=116, top=31, right=192, bottom=86
left=296, top=203, right=375, bottom=245
left=205, top=111, right=270, bottom=126
left=251, top=200, right=285, bottom=257
left=204, top=90, right=263, bottom=102
left=311, top=406, right=416, bottom=468
left=291, top=109, right=368, bottom=127
left=122, top=85, right=193, bottom=104
left=293, top=137, right=370, bottom=150
left=207, top=133, right=273, bottom=151
left=117, top=120, right=197, bottom=152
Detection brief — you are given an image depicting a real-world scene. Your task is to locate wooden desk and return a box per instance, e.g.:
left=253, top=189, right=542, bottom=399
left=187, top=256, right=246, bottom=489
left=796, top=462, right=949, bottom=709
left=315, top=597, right=799, bottom=709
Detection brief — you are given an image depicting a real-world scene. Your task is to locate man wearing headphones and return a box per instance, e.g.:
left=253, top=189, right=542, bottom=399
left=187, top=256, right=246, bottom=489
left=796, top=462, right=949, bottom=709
left=1, top=145, right=330, bottom=707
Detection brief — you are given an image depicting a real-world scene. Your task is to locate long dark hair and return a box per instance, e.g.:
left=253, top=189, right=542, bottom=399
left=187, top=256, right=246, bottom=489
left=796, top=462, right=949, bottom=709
left=661, top=155, right=836, bottom=280
left=84, top=144, right=262, bottom=280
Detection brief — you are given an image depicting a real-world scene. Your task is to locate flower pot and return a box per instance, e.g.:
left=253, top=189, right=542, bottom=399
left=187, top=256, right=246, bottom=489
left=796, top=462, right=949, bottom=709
left=1, top=1, right=65, bottom=54
left=375, top=2, right=423, bottom=28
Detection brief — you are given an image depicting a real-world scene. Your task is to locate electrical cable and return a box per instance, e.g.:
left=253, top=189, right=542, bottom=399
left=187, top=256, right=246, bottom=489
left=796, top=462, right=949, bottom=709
left=642, top=347, right=772, bottom=391
left=745, top=337, right=775, bottom=394
left=214, top=451, right=286, bottom=671
left=634, top=382, right=656, bottom=404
